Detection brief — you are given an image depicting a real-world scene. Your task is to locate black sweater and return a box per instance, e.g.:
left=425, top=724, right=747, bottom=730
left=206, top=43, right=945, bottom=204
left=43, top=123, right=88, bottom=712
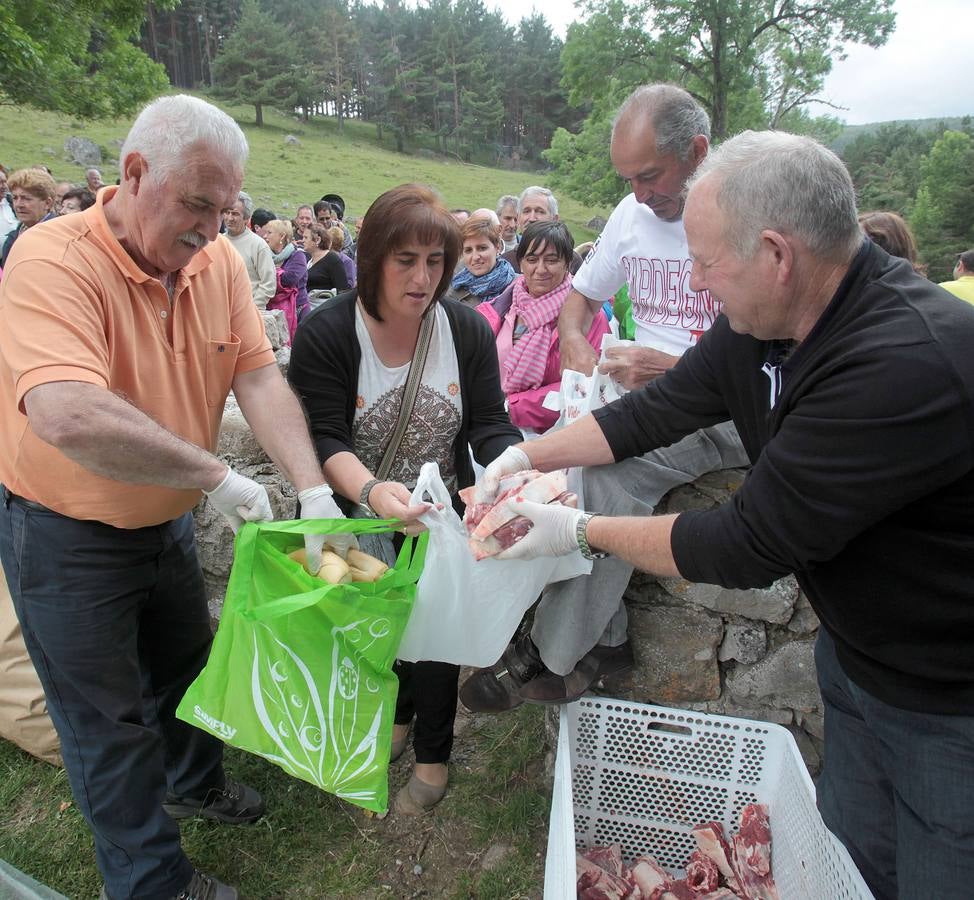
left=594, top=241, right=974, bottom=714
left=288, top=290, right=522, bottom=513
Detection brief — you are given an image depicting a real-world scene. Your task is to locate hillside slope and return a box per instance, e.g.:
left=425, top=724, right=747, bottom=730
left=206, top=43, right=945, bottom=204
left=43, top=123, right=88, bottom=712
left=0, top=98, right=607, bottom=242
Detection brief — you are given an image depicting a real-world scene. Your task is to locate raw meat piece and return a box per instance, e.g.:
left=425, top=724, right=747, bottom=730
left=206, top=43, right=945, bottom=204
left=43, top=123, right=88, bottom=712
left=690, top=821, right=741, bottom=893
left=470, top=469, right=567, bottom=540
left=685, top=850, right=719, bottom=893
left=660, top=880, right=697, bottom=900
left=460, top=470, right=540, bottom=534
left=576, top=851, right=640, bottom=899
left=630, top=854, right=672, bottom=899
left=730, top=804, right=779, bottom=900
left=582, top=844, right=626, bottom=877
left=698, top=891, right=742, bottom=899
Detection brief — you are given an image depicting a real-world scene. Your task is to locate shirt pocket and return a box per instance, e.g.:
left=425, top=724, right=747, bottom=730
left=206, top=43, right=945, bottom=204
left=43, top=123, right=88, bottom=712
left=205, top=335, right=241, bottom=407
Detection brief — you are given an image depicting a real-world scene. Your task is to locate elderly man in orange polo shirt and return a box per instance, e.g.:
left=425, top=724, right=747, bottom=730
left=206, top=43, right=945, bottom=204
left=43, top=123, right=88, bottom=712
left=0, top=95, right=354, bottom=900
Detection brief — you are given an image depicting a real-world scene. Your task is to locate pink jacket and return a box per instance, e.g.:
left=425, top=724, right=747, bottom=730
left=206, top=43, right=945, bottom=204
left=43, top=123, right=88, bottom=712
left=476, top=282, right=610, bottom=433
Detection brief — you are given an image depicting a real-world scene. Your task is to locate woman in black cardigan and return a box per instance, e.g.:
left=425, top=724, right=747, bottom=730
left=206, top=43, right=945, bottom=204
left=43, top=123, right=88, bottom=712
left=288, top=184, right=521, bottom=814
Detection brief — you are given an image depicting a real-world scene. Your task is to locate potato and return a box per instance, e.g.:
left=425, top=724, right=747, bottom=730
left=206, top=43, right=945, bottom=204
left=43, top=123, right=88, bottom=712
left=288, top=548, right=352, bottom=585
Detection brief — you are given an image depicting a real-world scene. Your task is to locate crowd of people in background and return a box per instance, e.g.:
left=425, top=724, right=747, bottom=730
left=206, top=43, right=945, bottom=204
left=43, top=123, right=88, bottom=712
left=1, top=84, right=974, bottom=900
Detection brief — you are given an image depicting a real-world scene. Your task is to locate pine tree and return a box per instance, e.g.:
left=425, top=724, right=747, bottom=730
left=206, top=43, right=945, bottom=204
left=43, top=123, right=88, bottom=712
left=210, top=0, right=302, bottom=127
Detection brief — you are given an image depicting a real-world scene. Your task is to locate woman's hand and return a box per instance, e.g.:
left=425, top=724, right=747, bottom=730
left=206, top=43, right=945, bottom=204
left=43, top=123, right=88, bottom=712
left=368, top=480, right=434, bottom=535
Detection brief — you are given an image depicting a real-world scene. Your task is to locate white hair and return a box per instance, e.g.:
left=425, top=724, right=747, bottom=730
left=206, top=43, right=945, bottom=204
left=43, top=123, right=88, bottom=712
left=519, top=186, right=557, bottom=217
left=688, top=130, right=860, bottom=261
left=120, top=94, right=248, bottom=186
left=471, top=207, right=500, bottom=225
left=613, top=84, right=710, bottom=161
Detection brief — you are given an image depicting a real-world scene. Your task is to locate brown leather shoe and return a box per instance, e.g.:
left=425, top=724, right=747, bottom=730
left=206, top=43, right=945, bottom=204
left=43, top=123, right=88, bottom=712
left=520, top=641, right=635, bottom=705
left=458, top=634, right=547, bottom=713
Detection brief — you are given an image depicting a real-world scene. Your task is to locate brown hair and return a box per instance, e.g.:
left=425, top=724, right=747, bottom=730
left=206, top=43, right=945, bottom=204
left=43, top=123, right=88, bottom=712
left=8, top=168, right=57, bottom=202
left=327, top=226, right=344, bottom=252
left=305, top=223, right=331, bottom=252
left=858, top=211, right=925, bottom=275
left=357, top=184, right=460, bottom=320
left=460, top=216, right=501, bottom=249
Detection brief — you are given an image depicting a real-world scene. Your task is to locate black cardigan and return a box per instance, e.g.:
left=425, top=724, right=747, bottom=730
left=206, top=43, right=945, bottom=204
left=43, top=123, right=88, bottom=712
left=306, top=252, right=349, bottom=292
left=288, top=289, right=522, bottom=512
left=594, top=240, right=974, bottom=714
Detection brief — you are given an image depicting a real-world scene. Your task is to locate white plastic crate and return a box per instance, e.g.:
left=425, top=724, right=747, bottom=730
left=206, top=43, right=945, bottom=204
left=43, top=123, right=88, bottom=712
left=544, top=698, right=873, bottom=899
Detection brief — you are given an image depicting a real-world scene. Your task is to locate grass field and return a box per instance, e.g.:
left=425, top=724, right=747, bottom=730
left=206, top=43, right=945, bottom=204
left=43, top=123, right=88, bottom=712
left=0, top=702, right=551, bottom=898
left=0, top=97, right=608, bottom=243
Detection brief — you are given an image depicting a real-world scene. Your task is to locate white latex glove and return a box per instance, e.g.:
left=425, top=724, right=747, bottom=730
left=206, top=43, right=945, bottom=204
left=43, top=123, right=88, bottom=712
left=204, top=467, right=273, bottom=533
left=495, top=498, right=585, bottom=561
left=298, top=484, right=358, bottom=573
left=474, top=445, right=532, bottom=505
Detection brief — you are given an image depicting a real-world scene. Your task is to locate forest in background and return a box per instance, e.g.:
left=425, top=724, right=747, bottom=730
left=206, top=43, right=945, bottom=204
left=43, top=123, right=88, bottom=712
left=1, top=0, right=972, bottom=278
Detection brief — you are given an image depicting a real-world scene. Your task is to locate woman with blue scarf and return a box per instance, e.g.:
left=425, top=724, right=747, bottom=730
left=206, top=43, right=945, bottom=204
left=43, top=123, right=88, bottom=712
left=447, top=217, right=516, bottom=308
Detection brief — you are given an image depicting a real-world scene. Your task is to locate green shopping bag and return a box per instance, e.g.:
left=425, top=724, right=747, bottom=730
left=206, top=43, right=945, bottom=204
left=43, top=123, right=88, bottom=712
left=177, top=518, right=427, bottom=813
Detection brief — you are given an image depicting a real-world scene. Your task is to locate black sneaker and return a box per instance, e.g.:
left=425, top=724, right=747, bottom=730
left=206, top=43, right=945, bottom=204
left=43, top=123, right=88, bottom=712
left=163, top=778, right=265, bottom=824
left=100, top=871, right=237, bottom=900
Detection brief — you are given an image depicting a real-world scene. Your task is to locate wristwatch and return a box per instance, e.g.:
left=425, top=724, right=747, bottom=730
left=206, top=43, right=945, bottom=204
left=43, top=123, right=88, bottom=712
left=358, top=478, right=384, bottom=518
left=576, top=512, right=609, bottom=560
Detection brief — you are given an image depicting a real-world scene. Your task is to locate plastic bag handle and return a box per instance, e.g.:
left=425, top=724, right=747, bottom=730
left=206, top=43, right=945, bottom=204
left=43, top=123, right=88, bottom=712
left=408, top=462, right=453, bottom=509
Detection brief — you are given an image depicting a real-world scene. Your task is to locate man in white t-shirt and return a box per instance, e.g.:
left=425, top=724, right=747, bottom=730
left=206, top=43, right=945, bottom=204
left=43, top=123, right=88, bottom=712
left=223, top=190, right=276, bottom=310
left=460, top=84, right=750, bottom=712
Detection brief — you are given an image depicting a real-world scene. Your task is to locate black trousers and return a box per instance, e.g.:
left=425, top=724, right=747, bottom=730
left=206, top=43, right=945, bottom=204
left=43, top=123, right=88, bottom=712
left=389, top=530, right=458, bottom=764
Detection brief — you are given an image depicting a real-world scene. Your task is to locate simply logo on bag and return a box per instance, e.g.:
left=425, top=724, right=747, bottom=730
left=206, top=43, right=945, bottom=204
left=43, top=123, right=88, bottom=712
left=193, top=705, right=237, bottom=741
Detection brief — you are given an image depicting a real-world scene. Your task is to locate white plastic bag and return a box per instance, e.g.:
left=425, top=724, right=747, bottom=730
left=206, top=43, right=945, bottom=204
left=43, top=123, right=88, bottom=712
left=541, top=364, right=626, bottom=508
left=396, top=463, right=592, bottom=667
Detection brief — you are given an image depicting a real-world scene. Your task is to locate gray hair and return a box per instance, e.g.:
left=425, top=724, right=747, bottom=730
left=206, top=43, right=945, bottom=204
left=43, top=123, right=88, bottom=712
left=496, top=194, right=518, bottom=215
left=519, top=185, right=558, bottom=218
left=237, top=190, right=254, bottom=219
left=688, top=130, right=860, bottom=261
left=613, top=84, right=710, bottom=161
left=120, top=94, right=248, bottom=186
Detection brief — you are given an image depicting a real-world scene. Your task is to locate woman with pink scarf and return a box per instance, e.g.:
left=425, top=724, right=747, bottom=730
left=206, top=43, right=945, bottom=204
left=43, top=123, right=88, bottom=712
left=476, top=221, right=609, bottom=435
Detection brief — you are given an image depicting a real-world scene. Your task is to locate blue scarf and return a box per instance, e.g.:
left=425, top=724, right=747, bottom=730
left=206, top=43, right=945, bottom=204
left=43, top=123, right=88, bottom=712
left=451, top=257, right=516, bottom=300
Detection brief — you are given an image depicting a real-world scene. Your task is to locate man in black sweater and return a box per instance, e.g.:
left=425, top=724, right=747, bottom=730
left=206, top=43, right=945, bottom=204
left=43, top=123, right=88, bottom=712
left=476, top=131, right=974, bottom=900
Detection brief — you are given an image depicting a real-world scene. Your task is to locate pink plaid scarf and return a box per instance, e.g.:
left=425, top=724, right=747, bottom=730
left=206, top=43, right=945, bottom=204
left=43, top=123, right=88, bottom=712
left=502, top=272, right=573, bottom=394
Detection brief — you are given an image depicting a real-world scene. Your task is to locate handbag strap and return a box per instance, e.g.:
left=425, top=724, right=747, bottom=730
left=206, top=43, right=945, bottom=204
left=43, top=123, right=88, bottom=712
left=375, top=305, right=436, bottom=481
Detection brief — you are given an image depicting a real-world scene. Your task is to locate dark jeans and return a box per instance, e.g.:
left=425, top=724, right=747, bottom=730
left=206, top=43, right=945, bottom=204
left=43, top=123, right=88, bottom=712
left=815, top=628, right=974, bottom=900
left=0, top=491, right=223, bottom=900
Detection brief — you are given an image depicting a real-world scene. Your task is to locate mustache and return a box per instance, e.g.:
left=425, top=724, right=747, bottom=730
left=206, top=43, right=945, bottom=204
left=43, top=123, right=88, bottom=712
left=177, top=230, right=207, bottom=248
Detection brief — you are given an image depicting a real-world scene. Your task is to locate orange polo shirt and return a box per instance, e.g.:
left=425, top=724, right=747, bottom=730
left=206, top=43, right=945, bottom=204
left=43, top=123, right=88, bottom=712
left=0, top=186, right=275, bottom=528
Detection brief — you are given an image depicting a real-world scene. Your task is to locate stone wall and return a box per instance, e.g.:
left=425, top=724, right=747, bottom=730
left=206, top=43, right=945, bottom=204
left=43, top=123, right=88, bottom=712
left=599, top=468, right=823, bottom=773
left=194, top=323, right=824, bottom=770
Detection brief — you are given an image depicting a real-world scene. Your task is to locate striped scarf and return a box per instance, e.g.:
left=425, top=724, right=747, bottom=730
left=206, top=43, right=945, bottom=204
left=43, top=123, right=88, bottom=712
left=502, top=272, right=573, bottom=394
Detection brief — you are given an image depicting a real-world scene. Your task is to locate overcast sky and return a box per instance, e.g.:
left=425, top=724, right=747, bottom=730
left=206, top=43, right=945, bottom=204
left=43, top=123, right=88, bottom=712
left=484, top=0, right=969, bottom=126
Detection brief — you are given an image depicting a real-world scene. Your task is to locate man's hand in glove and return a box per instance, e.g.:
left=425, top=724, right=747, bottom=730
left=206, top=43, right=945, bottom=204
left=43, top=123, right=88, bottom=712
left=204, top=468, right=273, bottom=532
left=495, top=498, right=586, bottom=561
left=474, top=445, right=532, bottom=505
left=299, top=484, right=358, bottom=573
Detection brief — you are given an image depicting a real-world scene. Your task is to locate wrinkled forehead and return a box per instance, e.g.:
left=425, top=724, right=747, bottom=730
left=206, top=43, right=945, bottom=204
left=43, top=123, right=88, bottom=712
left=521, top=194, right=550, bottom=213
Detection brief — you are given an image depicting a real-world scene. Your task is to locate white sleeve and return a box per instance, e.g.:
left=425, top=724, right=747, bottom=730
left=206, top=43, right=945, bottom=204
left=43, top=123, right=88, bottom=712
left=571, top=199, right=628, bottom=302
left=252, top=240, right=277, bottom=310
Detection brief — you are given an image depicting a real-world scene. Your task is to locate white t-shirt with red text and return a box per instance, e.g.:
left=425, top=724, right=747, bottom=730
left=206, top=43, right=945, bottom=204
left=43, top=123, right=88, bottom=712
left=572, top=193, right=722, bottom=357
